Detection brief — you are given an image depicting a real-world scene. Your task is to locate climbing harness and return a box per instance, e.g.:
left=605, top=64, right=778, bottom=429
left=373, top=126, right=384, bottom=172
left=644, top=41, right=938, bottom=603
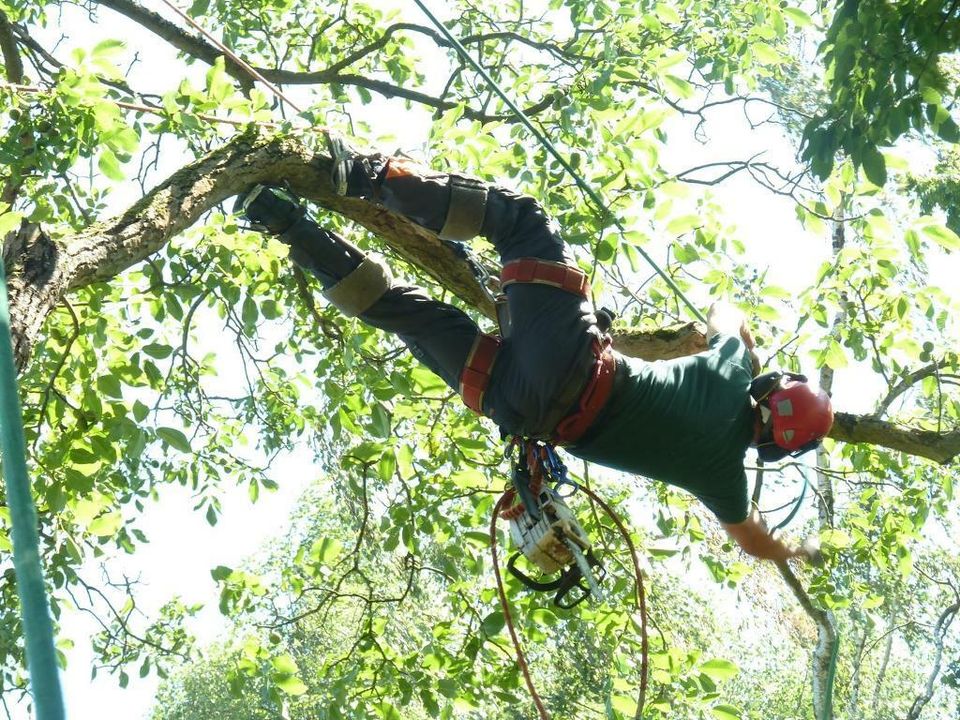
left=0, top=251, right=66, bottom=719
left=490, top=438, right=649, bottom=720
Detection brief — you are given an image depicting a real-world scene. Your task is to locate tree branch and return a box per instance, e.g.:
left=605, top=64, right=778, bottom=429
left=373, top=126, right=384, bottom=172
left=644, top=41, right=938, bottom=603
left=0, top=11, right=25, bottom=206
left=875, top=360, right=951, bottom=418
left=0, top=11, right=23, bottom=84
left=905, top=593, right=959, bottom=720
left=776, top=559, right=838, bottom=718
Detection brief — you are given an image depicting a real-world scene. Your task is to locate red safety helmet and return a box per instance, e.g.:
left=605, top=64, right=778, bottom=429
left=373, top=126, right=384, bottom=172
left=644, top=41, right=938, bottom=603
left=769, top=378, right=834, bottom=450
left=751, top=371, right=834, bottom=461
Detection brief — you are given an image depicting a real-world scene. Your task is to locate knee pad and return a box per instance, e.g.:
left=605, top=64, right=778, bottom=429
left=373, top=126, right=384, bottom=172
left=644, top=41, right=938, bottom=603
left=439, top=175, right=488, bottom=242
left=322, top=255, right=393, bottom=317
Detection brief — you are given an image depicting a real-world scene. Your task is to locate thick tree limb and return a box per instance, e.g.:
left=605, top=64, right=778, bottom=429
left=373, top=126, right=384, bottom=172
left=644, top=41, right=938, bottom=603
left=93, top=0, right=562, bottom=122
left=0, top=10, right=25, bottom=206
left=829, top=413, right=960, bottom=464
left=0, top=11, right=24, bottom=84
left=3, top=131, right=959, bottom=466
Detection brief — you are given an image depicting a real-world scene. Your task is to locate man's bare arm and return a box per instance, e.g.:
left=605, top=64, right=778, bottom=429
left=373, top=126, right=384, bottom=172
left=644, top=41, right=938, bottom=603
left=721, top=509, right=818, bottom=563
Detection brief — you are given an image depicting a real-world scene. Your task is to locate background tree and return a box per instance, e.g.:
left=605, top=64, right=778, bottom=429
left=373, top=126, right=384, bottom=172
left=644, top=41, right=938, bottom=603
left=0, top=0, right=958, bottom=718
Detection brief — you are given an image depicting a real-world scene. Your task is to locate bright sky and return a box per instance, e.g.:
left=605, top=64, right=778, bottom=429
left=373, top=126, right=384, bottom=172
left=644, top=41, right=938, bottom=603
left=9, top=1, right=960, bottom=718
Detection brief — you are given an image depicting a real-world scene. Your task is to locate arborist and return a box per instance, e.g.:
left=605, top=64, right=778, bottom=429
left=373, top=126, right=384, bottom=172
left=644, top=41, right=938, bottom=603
left=236, top=135, right=833, bottom=564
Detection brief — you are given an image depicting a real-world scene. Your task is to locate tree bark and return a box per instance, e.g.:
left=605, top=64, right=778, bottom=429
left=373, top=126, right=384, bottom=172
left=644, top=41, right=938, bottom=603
left=0, top=11, right=23, bottom=84
left=869, top=600, right=897, bottom=719
left=847, top=622, right=868, bottom=720
left=3, top=131, right=959, bottom=465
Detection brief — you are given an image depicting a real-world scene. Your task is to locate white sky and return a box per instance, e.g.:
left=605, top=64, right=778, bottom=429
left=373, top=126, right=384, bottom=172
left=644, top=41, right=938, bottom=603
left=9, top=1, right=960, bottom=718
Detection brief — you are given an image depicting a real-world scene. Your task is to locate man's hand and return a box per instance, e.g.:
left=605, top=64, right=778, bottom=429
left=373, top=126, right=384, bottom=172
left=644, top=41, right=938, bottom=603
left=797, top=536, right=824, bottom=566
left=706, top=301, right=761, bottom=375
left=721, top=509, right=819, bottom=564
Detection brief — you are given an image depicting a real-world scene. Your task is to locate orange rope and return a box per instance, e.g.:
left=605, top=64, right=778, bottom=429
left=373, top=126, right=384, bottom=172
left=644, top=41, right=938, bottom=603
left=489, top=485, right=650, bottom=719
left=578, top=485, right=648, bottom=718
left=490, top=493, right=552, bottom=720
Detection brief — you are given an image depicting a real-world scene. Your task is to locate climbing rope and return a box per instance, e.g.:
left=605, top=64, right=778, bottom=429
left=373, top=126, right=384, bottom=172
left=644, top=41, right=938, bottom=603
left=0, top=255, right=66, bottom=720
left=410, top=0, right=706, bottom=325
left=490, top=482, right=648, bottom=720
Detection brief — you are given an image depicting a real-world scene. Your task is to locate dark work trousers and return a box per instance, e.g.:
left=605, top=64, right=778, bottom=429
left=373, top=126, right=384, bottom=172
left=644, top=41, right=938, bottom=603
left=279, top=165, right=600, bottom=436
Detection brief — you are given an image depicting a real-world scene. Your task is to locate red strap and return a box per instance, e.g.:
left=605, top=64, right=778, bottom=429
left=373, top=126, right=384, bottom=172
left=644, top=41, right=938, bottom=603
left=501, top=258, right=590, bottom=298
left=459, top=333, right=502, bottom=414
left=552, top=338, right=617, bottom=445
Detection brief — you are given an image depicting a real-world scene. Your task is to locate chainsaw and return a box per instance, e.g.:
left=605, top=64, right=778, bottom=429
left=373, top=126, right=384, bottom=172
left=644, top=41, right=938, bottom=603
left=501, top=440, right=606, bottom=608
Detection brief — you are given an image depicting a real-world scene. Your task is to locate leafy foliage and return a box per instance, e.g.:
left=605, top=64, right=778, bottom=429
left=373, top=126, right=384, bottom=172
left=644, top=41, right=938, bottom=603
left=0, top=0, right=958, bottom=718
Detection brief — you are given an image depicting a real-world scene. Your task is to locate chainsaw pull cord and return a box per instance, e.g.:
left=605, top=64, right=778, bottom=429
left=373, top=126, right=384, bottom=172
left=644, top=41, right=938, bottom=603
left=490, top=492, right=552, bottom=720
left=489, top=445, right=649, bottom=719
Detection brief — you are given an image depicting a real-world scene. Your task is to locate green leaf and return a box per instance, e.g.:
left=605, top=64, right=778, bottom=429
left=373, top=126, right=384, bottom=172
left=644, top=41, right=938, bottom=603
left=823, top=339, right=848, bottom=369
left=0, top=210, right=22, bottom=238
left=98, top=149, right=125, bottom=181
left=92, top=39, right=125, bottom=58
left=663, top=75, right=695, bottom=100
left=610, top=693, right=637, bottom=716
left=712, top=704, right=742, bottom=720
left=132, top=400, right=150, bottom=422
left=920, top=223, right=960, bottom=251
left=271, top=654, right=298, bottom=675
left=275, top=675, right=308, bottom=696
left=210, top=565, right=233, bottom=581
left=143, top=343, right=173, bottom=359
left=783, top=7, right=812, bottom=27
left=88, top=511, right=123, bottom=537
left=481, top=611, right=504, bottom=636
left=242, top=296, right=258, bottom=326
left=375, top=702, right=402, bottom=720
left=861, top=146, right=887, bottom=187
left=666, top=214, right=701, bottom=234
left=96, top=375, right=122, bottom=398
left=820, top=529, right=852, bottom=549
left=157, top=427, right=192, bottom=453
left=700, top=659, right=739, bottom=681
left=752, top=42, right=781, bottom=65
left=309, top=537, right=343, bottom=566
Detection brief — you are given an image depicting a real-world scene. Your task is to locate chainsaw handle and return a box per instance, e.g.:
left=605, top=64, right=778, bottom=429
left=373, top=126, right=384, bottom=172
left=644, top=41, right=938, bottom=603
left=554, top=574, right=591, bottom=609
left=506, top=552, right=565, bottom=592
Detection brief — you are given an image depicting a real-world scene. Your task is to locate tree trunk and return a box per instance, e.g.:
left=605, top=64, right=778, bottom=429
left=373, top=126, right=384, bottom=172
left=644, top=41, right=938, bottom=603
left=869, top=601, right=897, bottom=719
left=847, top=622, right=869, bottom=720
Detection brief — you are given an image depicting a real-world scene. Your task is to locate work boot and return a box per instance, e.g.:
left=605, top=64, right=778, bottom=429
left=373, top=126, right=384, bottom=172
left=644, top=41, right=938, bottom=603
left=325, top=132, right=385, bottom=198
left=234, top=185, right=305, bottom=234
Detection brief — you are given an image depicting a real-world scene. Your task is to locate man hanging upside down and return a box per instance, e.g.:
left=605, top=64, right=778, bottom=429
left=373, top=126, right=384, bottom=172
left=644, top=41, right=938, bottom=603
left=236, top=136, right=833, bottom=564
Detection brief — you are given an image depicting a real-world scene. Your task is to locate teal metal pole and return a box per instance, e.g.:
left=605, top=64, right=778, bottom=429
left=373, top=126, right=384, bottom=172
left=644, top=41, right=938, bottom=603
left=0, top=256, right=67, bottom=720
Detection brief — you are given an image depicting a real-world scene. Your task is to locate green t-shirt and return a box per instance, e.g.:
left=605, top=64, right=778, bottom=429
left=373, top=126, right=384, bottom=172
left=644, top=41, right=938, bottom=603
left=567, top=333, right=755, bottom=523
